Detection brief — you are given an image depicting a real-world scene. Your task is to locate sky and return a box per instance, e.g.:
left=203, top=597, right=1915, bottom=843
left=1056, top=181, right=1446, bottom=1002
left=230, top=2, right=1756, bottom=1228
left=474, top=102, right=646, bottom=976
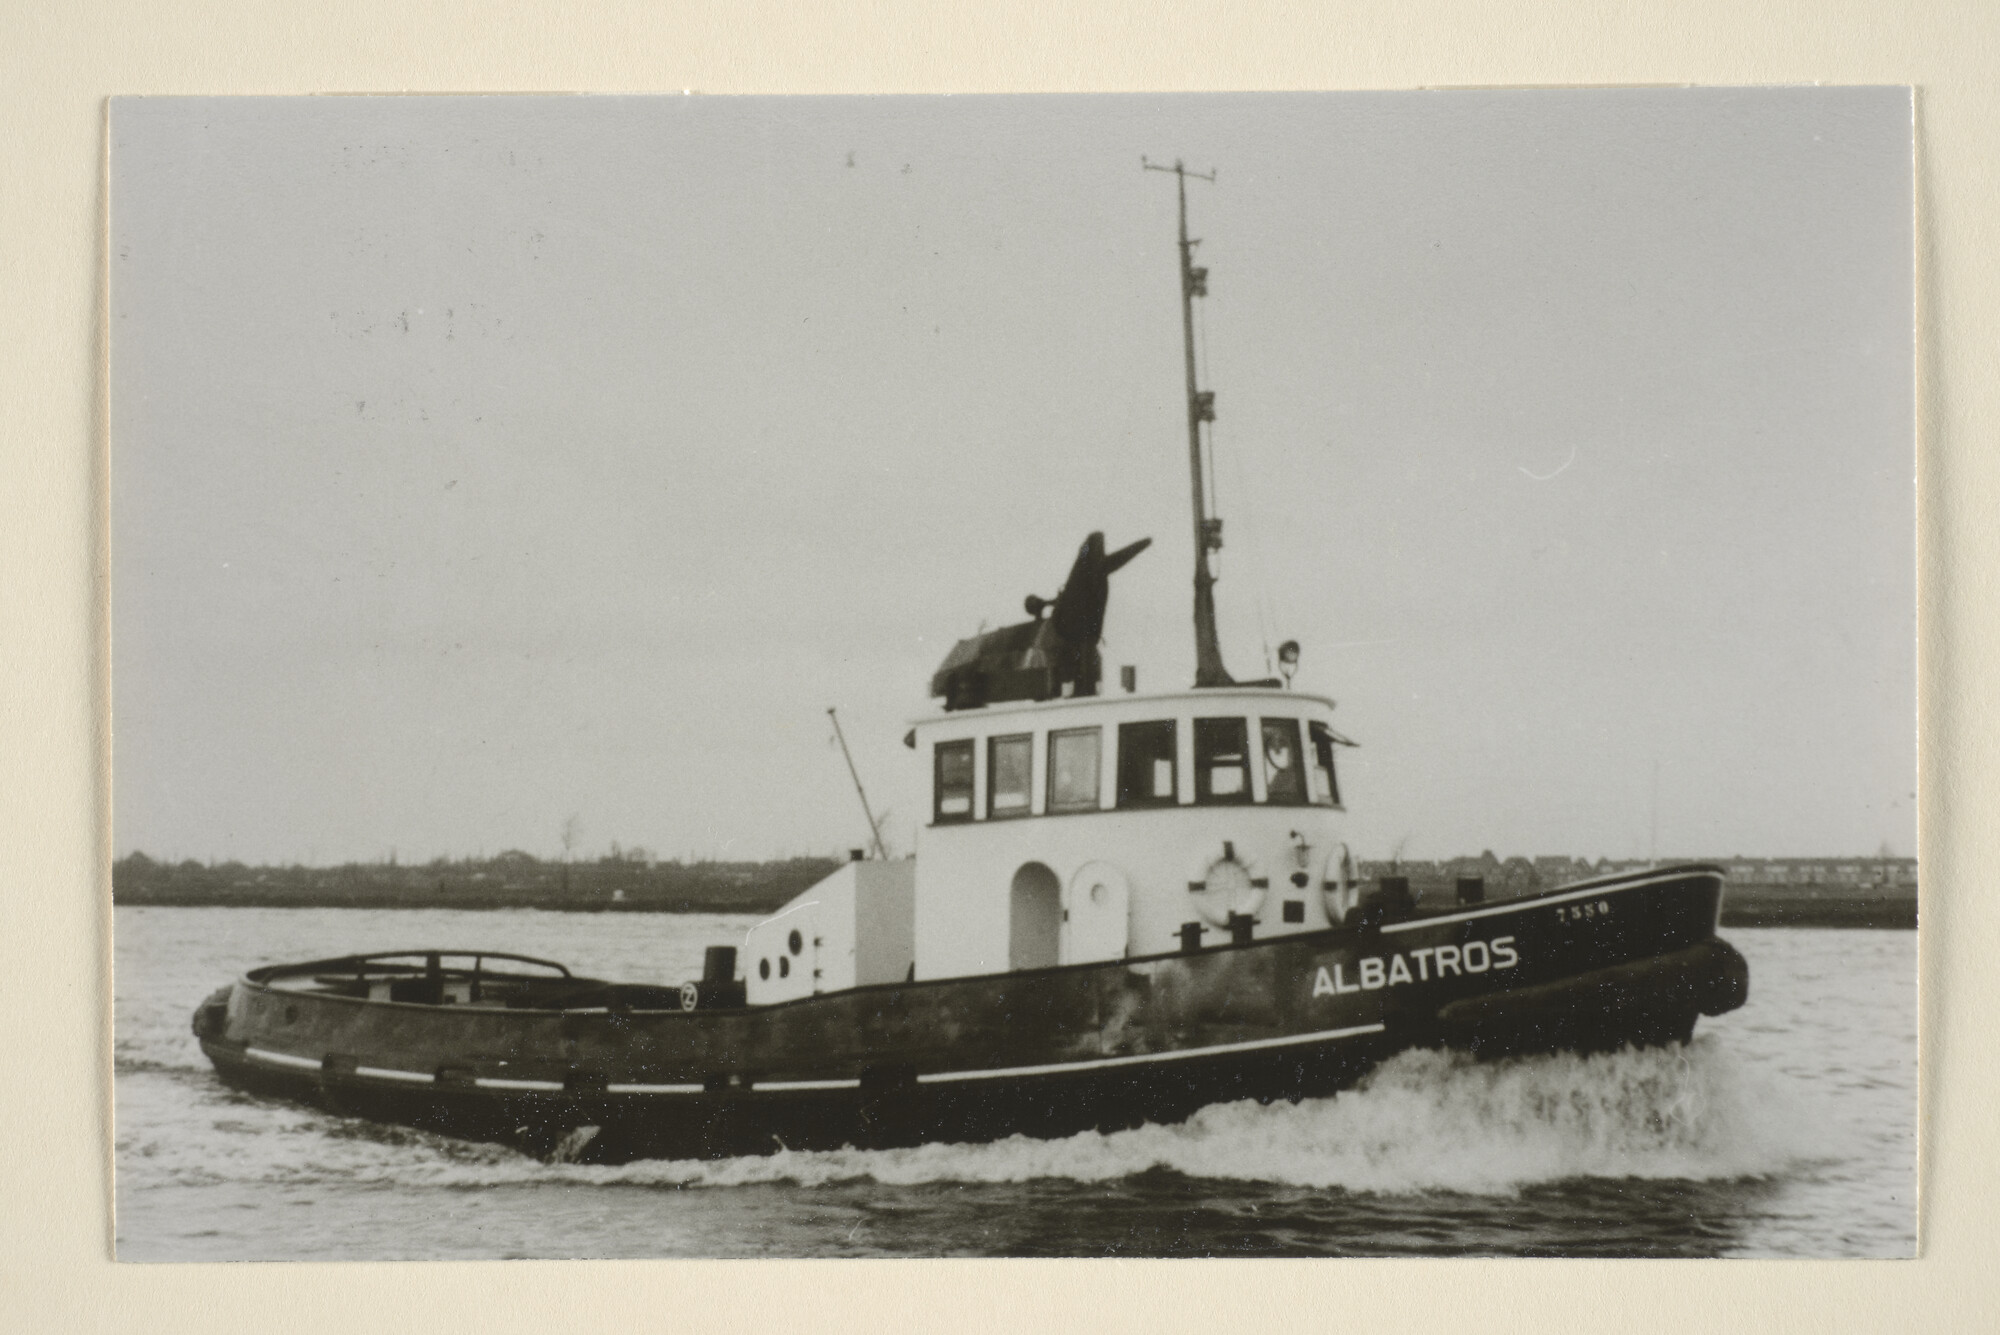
left=110, top=90, right=1915, bottom=867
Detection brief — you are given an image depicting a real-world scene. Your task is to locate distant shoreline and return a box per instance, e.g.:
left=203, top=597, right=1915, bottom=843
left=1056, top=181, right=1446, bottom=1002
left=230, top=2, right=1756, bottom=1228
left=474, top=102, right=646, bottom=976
left=1718, top=903, right=1914, bottom=930
left=110, top=851, right=838, bottom=919
left=112, top=891, right=794, bottom=915
left=1717, top=890, right=1916, bottom=930
left=110, top=898, right=1914, bottom=928
left=111, top=853, right=1915, bottom=928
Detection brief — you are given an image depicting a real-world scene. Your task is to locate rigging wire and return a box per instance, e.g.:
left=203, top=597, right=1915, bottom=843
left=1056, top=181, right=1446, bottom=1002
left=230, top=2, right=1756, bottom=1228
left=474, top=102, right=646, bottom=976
left=1226, top=414, right=1281, bottom=677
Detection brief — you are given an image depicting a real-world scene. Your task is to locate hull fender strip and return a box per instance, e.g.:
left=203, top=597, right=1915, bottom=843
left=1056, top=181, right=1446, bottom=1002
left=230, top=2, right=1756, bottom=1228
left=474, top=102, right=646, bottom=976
left=917, top=1022, right=1385, bottom=1084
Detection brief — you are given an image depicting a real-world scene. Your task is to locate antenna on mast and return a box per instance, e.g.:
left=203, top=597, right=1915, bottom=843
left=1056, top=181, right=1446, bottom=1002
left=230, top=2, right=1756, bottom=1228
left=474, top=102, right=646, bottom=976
left=828, top=707, right=889, bottom=860
left=1144, top=156, right=1232, bottom=688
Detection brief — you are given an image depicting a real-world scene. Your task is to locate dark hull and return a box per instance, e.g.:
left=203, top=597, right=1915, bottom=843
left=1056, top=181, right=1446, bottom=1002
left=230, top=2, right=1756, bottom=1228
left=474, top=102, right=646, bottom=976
left=195, top=866, right=1747, bottom=1164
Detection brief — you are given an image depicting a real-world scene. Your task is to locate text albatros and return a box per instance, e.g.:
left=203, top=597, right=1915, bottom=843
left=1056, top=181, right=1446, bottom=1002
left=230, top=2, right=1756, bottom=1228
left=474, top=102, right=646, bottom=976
left=1311, top=937, right=1519, bottom=996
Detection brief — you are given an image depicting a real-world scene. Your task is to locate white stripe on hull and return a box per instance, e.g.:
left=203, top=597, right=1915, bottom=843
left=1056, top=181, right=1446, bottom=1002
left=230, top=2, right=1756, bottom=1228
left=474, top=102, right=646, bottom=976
left=243, top=1046, right=321, bottom=1071
left=916, top=1022, right=1386, bottom=1084
left=473, top=1077, right=566, bottom=1092
left=355, top=1065, right=434, bottom=1084
left=243, top=1047, right=434, bottom=1084
left=238, top=1021, right=1389, bottom=1094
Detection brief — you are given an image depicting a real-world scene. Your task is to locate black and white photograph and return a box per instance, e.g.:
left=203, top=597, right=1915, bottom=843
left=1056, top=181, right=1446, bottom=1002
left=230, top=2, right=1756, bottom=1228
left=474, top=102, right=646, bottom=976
left=110, top=90, right=1915, bottom=1260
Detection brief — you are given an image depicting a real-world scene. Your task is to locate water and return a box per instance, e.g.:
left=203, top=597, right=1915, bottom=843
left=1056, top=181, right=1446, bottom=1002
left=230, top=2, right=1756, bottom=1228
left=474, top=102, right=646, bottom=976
left=114, top=907, right=1915, bottom=1259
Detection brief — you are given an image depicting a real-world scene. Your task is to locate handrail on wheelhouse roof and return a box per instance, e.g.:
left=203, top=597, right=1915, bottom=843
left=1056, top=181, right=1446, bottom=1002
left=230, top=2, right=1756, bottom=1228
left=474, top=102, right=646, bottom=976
left=908, top=685, right=1340, bottom=729
left=247, top=949, right=575, bottom=982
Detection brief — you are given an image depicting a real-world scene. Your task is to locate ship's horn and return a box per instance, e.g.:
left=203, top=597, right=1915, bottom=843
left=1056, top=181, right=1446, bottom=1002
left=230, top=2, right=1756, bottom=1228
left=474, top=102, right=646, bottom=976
left=1101, top=536, right=1153, bottom=575
left=1049, top=531, right=1152, bottom=651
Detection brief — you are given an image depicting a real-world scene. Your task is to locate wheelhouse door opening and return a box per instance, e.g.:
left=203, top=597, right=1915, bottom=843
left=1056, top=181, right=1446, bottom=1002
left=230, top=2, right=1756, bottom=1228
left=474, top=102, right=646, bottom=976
left=1009, top=862, right=1062, bottom=970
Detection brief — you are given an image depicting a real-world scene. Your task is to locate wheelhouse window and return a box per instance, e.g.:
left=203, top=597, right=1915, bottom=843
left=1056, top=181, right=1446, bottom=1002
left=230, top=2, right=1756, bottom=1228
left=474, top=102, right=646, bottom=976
left=1308, top=721, right=1342, bottom=807
left=934, top=739, right=974, bottom=823
left=988, top=733, right=1033, bottom=818
left=1194, top=717, right=1252, bottom=804
left=1117, top=720, right=1178, bottom=808
left=1261, top=718, right=1307, bottom=806
left=1047, top=727, right=1102, bottom=812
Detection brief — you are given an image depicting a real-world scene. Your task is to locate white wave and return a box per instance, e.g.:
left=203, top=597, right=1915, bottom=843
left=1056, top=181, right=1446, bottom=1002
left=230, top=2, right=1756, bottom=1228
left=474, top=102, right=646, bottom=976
left=144, top=1036, right=1824, bottom=1198
left=553, top=1038, right=1819, bottom=1196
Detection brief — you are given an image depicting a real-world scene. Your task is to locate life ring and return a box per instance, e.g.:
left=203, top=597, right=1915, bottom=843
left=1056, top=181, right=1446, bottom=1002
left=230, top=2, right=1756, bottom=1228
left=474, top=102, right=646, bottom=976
left=1187, top=841, right=1268, bottom=927
left=1320, top=841, right=1359, bottom=924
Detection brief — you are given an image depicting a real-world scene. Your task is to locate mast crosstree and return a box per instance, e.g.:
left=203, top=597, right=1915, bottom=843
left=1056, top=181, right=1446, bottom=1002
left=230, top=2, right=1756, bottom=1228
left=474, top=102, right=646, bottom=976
left=1144, top=157, right=1233, bottom=688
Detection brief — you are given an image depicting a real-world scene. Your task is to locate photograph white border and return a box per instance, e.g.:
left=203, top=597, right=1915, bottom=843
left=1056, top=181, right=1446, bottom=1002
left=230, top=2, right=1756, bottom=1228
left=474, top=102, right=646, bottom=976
left=2, top=0, right=1985, bottom=1330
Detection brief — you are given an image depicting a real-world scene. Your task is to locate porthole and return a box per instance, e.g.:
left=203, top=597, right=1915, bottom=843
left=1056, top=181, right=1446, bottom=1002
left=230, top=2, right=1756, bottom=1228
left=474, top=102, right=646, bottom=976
left=759, top=958, right=771, bottom=980
left=779, top=956, right=791, bottom=978
left=788, top=929, right=804, bottom=955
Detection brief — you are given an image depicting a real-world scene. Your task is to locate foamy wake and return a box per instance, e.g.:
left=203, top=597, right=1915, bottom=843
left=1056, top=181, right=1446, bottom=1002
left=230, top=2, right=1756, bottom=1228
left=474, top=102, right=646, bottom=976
left=123, top=1035, right=1826, bottom=1198
left=576, top=1037, right=1816, bottom=1195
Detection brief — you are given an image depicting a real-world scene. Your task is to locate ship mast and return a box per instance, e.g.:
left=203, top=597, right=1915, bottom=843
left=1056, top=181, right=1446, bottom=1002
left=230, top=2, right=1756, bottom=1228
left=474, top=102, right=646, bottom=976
left=827, top=707, right=888, bottom=860
left=1145, top=157, right=1232, bottom=687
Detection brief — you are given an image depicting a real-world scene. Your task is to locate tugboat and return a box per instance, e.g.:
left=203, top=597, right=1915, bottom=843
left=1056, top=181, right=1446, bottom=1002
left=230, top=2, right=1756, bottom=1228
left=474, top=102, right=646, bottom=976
left=192, top=163, right=1748, bottom=1164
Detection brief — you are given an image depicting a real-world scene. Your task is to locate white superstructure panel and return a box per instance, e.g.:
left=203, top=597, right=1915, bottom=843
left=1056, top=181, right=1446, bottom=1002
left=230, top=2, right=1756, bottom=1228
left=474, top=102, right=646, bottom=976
left=744, top=859, right=916, bottom=1004
left=909, top=688, right=1352, bottom=983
